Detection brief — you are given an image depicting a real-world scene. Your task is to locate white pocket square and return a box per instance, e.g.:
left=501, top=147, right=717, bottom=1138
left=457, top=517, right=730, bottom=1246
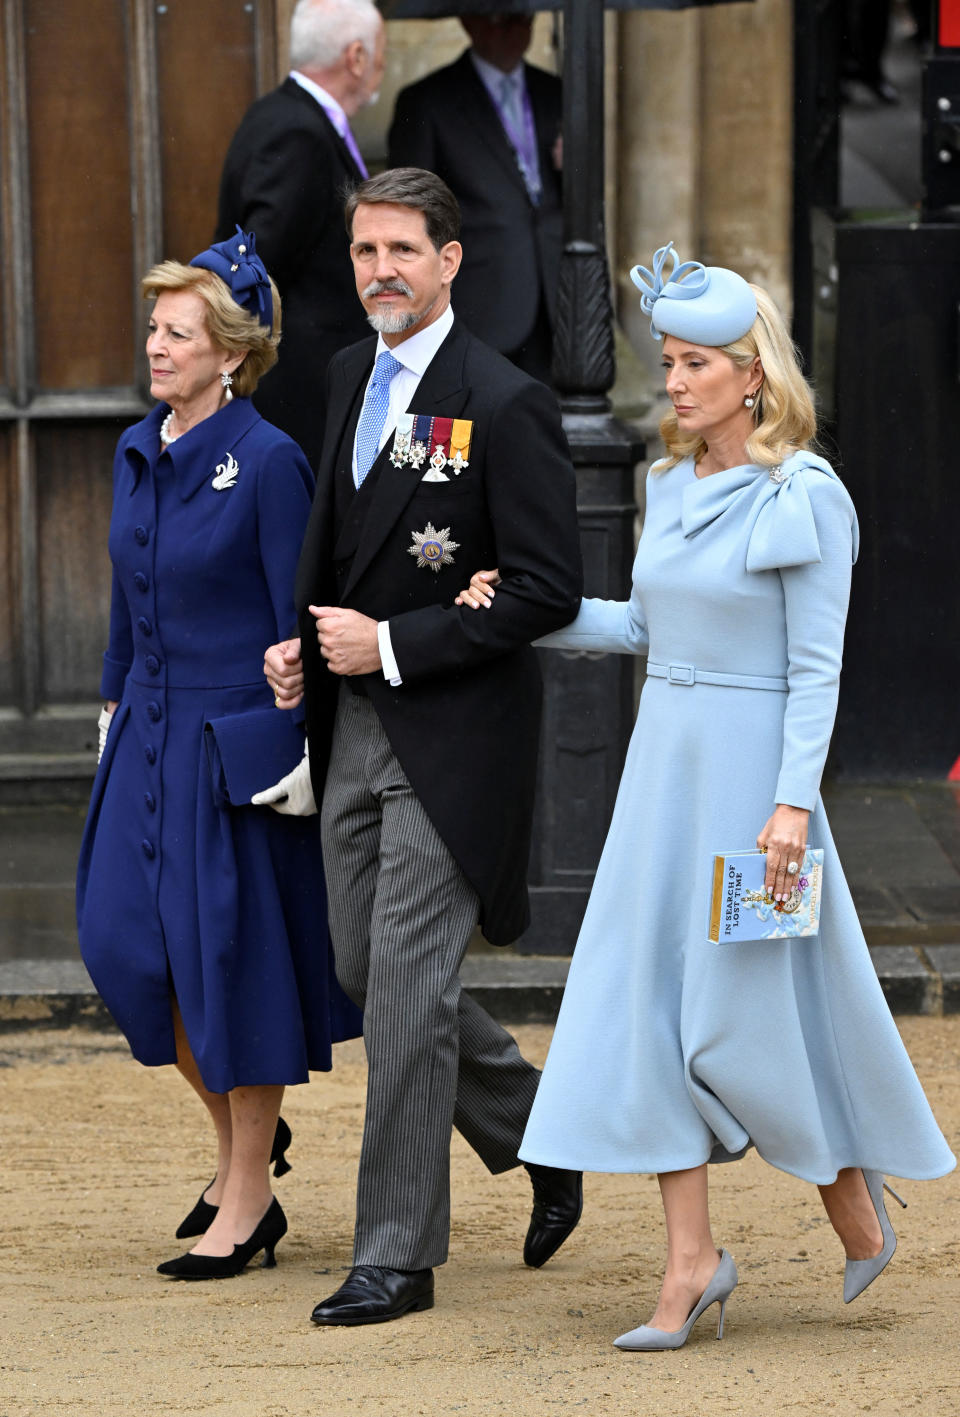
left=421, top=468, right=450, bottom=482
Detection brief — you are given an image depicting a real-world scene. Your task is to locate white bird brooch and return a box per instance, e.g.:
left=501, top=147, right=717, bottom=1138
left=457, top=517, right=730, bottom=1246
left=212, top=452, right=239, bottom=490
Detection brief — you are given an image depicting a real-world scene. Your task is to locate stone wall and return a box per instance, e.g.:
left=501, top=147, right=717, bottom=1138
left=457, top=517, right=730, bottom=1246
left=612, top=0, right=793, bottom=378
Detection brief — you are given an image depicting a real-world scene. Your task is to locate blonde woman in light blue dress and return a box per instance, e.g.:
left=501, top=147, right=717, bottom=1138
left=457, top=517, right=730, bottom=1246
left=457, top=246, right=955, bottom=1351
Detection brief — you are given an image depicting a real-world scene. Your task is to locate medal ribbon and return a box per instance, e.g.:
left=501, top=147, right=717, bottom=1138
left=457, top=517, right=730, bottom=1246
left=430, top=417, right=454, bottom=460
left=450, top=419, right=472, bottom=463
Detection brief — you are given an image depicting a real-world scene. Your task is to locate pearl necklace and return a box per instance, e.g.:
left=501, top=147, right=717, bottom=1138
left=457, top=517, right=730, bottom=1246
left=159, top=411, right=179, bottom=446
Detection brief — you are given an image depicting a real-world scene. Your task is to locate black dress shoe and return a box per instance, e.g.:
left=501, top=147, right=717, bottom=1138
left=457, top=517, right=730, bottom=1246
left=310, top=1265, right=434, bottom=1326
left=523, top=1162, right=583, bottom=1268
left=158, top=1197, right=287, bottom=1280
left=175, top=1116, right=293, bottom=1238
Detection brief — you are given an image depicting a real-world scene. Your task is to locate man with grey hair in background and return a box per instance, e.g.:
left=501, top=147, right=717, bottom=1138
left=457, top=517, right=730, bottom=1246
left=215, top=0, right=386, bottom=465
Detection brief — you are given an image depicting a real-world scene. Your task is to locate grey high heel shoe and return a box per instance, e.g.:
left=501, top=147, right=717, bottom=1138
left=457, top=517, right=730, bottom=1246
left=613, top=1249, right=738, bottom=1351
left=843, top=1170, right=906, bottom=1304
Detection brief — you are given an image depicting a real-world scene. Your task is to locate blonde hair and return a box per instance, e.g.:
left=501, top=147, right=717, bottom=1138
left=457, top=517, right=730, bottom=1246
left=140, top=261, right=282, bottom=398
left=657, top=284, right=817, bottom=470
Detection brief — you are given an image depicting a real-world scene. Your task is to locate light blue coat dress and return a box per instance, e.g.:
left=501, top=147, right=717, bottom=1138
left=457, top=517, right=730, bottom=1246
left=520, top=451, right=955, bottom=1183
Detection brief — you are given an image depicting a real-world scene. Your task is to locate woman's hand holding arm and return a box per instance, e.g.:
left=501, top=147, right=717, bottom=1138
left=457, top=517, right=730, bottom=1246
left=264, top=638, right=303, bottom=707
left=455, top=568, right=501, bottom=610
left=757, top=804, right=810, bottom=902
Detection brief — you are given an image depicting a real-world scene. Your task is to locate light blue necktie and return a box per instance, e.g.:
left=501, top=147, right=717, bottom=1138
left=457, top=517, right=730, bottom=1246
left=355, top=350, right=403, bottom=486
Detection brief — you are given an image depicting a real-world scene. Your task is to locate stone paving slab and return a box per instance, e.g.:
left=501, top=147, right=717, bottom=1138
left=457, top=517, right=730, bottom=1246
left=1, top=785, right=958, bottom=1028
left=926, top=944, right=960, bottom=1015
left=0, top=946, right=948, bottom=1033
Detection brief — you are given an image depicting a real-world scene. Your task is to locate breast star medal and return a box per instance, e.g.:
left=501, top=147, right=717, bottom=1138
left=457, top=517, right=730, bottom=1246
left=408, top=521, right=460, bottom=572
left=211, top=451, right=239, bottom=490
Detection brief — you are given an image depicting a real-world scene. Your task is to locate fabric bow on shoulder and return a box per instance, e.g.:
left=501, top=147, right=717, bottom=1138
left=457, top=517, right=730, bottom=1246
left=681, top=451, right=860, bottom=573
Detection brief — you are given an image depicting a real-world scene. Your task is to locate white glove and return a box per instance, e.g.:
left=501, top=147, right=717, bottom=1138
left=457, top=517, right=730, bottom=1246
left=250, top=743, right=317, bottom=816
left=97, top=705, right=114, bottom=764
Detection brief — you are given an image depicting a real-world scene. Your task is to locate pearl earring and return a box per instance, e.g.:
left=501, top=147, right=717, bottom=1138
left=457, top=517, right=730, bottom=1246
left=744, top=391, right=758, bottom=409
left=221, top=371, right=234, bottom=401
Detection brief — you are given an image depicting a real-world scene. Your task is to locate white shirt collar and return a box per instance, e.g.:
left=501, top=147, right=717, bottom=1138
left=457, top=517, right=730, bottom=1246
left=375, top=304, right=454, bottom=377
left=289, top=70, right=347, bottom=133
left=470, top=51, right=525, bottom=94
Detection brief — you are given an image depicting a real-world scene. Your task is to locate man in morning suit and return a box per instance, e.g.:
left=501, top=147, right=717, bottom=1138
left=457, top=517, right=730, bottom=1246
left=257, top=168, right=584, bottom=1325
left=387, top=13, right=562, bottom=386
left=214, top=0, right=385, bottom=465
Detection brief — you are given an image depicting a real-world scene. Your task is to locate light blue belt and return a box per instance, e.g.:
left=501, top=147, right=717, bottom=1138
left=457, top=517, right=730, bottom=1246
left=646, top=660, right=789, bottom=692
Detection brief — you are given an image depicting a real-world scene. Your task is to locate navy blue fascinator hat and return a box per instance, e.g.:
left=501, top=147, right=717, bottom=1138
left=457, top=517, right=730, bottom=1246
left=630, top=242, right=757, bottom=347
left=190, top=226, right=273, bottom=329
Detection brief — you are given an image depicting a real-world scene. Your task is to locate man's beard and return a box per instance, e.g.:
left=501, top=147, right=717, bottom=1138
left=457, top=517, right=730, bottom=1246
left=362, top=279, right=436, bottom=335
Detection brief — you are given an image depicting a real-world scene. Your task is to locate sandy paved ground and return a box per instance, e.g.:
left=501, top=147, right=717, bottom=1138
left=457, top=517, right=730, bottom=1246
left=1, top=1019, right=958, bottom=1417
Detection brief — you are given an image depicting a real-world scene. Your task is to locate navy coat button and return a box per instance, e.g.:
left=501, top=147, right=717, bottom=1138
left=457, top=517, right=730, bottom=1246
left=137, top=617, right=152, bottom=636
left=145, top=745, right=157, bottom=764
left=141, top=839, right=155, bottom=860
left=146, top=701, right=161, bottom=722
left=133, top=571, right=148, bottom=592
left=144, top=655, right=160, bottom=675
left=144, top=792, right=156, bottom=812
left=134, top=526, right=149, bottom=545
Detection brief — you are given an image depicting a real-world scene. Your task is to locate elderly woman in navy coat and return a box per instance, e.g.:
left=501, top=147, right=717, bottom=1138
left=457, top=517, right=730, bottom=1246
left=76, top=230, right=361, bottom=1280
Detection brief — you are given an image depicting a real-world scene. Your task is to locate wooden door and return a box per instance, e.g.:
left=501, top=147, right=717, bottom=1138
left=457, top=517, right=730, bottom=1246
left=0, top=0, right=276, bottom=786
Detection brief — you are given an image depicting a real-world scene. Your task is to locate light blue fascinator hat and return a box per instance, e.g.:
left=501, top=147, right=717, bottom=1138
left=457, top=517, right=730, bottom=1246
left=189, top=226, right=273, bottom=329
left=630, top=242, right=757, bottom=346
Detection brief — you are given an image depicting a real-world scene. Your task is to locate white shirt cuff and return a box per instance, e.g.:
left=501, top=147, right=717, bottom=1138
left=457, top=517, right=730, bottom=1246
left=377, top=620, right=402, bottom=686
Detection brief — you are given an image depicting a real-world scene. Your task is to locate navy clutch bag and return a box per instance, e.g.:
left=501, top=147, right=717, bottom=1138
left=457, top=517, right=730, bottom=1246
left=204, top=707, right=306, bottom=807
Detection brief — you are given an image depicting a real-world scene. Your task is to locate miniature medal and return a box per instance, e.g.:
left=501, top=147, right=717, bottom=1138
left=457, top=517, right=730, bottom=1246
left=446, top=419, right=473, bottom=474
left=211, top=452, right=239, bottom=490
left=421, top=442, right=451, bottom=481
left=408, top=521, right=460, bottom=572
left=389, top=414, right=415, bottom=468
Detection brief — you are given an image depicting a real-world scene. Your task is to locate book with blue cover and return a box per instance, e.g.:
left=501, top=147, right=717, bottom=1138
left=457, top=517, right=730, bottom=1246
left=708, top=848, right=824, bottom=943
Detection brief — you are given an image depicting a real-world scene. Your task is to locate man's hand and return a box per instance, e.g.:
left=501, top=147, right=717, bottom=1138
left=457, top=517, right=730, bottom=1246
left=264, top=638, right=304, bottom=708
left=310, top=606, right=382, bottom=676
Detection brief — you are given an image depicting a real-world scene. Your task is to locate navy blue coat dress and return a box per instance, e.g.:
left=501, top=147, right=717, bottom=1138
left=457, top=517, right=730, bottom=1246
left=77, top=398, right=362, bottom=1093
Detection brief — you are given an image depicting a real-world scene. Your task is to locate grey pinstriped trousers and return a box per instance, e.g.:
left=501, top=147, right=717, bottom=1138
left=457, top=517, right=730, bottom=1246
left=321, top=687, right=541, bottom=1270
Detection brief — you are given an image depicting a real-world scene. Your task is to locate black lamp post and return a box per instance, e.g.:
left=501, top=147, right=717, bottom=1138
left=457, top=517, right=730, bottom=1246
left=531, top=0, right=640, bottom=954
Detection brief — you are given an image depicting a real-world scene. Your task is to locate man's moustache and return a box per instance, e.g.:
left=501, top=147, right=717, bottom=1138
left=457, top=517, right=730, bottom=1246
left=363, top=280, right=414, bottom=298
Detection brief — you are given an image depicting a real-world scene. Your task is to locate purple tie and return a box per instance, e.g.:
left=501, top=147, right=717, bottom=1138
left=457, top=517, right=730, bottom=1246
left=339, top=118, right=368, bottom=179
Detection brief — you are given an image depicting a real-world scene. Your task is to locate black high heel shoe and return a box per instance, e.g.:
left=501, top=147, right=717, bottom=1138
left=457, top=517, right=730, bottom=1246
left=158, top=1197, right=287, bottom=1280
left=175, top=1115, right=293, bottom=1239
left=270, top=1114, right=293, bottom=1178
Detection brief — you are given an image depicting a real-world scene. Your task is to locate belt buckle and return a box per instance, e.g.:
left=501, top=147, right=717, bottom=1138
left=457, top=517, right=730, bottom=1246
left=667, top=663, right=695, bottom=686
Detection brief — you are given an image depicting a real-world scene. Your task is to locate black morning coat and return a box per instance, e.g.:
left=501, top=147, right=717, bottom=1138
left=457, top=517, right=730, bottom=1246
left=215, top=78, right=371, bottom=466
left=295, top=319, right=583, bottom=947
left=388, top=52, right=563, bottom=357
